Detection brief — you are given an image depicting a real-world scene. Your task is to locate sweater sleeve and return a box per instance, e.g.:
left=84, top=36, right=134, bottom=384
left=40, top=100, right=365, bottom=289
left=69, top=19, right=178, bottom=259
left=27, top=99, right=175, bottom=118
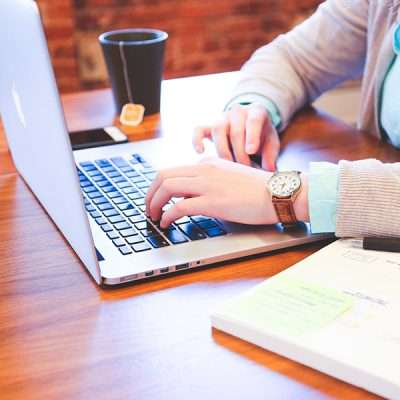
left=229, top=0, right=368, bottom=130
left=336, top=159, right=400, bottom=238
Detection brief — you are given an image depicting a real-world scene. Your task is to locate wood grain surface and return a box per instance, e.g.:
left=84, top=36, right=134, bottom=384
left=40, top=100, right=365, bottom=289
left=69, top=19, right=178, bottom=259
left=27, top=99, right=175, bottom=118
left=1, top=73, right=397, bottom=400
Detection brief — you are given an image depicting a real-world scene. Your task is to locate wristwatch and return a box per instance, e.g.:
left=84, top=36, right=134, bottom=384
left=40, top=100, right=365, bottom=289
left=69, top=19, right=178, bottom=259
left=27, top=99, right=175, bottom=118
left=267, top=171, right=302, bottom=227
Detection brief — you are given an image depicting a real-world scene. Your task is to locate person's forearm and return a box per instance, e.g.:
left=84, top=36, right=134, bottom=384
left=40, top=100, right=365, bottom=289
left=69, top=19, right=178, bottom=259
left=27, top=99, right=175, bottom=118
left=230, top=0, right=368, bottom=131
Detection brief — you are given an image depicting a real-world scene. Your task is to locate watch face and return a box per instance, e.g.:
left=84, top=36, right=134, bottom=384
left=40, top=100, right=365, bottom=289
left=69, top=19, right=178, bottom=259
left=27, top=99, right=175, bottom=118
left=268, top=172, right=301, bottom=197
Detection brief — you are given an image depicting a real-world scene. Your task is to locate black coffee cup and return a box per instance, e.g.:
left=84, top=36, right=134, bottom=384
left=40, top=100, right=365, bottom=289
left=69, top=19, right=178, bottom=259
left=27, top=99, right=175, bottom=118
left=99, top=28, right=168, bottom=116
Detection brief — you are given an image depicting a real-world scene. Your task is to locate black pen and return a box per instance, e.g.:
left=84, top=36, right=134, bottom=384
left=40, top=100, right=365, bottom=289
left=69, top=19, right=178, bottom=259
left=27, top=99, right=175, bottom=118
left=363, top=237, right=400, bottom=253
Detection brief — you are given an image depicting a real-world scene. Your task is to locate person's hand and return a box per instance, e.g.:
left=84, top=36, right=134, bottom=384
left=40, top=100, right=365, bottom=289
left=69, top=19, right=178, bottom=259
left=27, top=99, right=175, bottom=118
left=146, top=157, right=309, bottom=228
left=193, top=103, right=280, bottom=171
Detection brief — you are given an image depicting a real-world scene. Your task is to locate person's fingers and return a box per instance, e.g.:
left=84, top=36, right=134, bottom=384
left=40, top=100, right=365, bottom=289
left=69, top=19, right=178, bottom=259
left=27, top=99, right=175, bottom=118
left=245, top=106, right=269, bottom=155
left=145, top=165, right=200, bottom=214
left=228, top=106, right=251, bottom=165
left=193, top=126, right=212, bottom=153
left=148, top=177, right=201, bottom=221
left=260, top=126, right=280, bottom=171
left=211, top=118, right=233, bottom=161
left=160, top=197, right=206, bottom=228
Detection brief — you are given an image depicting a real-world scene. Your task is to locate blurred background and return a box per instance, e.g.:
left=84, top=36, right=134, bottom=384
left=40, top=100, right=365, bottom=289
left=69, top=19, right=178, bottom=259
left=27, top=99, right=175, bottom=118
left=36, top=0, right=360, bottom=125
left=36, top=0, right=323, bottom=92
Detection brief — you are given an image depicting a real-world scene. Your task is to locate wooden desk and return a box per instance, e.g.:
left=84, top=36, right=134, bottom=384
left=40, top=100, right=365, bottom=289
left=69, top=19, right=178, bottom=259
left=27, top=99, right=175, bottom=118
left=0, top=73, right=398, bottom=400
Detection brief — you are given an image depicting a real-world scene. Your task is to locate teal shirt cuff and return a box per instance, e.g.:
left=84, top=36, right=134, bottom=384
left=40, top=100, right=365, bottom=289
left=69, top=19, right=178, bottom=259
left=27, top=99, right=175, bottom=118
left=225, top=94, right=282, bottom=130
left=308, top=162, right=340, bottom=233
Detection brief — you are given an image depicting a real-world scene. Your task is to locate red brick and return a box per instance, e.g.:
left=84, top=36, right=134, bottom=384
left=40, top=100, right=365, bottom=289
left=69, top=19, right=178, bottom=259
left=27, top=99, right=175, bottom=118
left=36, top=0, right=324, bottom=92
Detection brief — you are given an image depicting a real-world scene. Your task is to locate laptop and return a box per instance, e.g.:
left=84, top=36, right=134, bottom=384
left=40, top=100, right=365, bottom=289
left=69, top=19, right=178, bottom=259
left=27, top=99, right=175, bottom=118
left=0, top=0, right=329, bottom=285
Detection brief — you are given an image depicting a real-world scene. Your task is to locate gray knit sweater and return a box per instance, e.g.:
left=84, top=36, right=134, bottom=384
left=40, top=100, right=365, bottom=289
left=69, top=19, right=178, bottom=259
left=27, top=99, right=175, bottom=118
left=229, top=0, right=400, bottom=237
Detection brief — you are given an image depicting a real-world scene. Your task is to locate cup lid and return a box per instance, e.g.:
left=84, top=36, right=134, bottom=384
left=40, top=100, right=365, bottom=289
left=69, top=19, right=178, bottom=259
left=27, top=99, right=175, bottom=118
left=99, top=29, right=168, bottom=45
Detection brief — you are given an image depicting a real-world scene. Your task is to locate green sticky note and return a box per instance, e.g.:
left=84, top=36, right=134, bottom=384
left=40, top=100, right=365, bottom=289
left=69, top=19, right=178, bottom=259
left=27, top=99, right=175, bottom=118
left=223, top=275, right=354, bottom=337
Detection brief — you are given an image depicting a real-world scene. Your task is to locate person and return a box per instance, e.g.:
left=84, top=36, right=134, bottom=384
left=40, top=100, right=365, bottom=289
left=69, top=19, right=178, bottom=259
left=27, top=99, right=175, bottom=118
left=146, top=0, right=400, bottom=237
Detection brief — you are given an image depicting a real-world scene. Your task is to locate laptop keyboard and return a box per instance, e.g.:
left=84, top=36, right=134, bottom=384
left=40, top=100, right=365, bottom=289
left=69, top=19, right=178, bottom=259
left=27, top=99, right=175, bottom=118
left=77, top=154, right=227, bottom=256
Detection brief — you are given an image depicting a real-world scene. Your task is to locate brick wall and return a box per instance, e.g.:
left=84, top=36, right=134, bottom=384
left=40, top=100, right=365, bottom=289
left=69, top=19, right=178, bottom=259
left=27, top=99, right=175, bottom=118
left=36, top=0, right=323, bottom=93
left=36, top=0, right=81, bottom=92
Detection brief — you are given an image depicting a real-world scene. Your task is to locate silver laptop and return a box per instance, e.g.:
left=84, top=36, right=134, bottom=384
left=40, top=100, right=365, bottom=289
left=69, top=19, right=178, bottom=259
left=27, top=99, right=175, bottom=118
left=0, top=0, right=328, bottom=285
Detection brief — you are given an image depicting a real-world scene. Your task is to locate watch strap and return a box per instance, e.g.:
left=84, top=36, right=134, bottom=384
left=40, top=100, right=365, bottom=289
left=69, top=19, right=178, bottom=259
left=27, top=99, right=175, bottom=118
left=272, top=196, right=298, bottom=226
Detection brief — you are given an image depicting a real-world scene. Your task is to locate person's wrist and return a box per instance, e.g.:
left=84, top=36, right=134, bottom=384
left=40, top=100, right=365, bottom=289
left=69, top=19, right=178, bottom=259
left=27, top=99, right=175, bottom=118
left=294, top=173, right=309, bottom=222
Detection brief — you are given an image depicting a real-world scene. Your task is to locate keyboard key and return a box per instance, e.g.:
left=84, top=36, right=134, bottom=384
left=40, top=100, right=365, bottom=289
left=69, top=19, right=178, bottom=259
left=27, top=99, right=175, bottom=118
left=98, top=203, right=114, bottom=211
left=87, top=169, right=102, bottom=177
left=90, top=210, right=102, bottom=219
left=179, top=222, right=207, bottom=240
left=197, top=220, right=218, bottom=230
left=101, top=224, right=113, bottom=232
left=95, top=159, right=111, bottom=168
left=93, top=196, right=108, bottom=205
left=107, top=231, right=120, bottom=240
left=132, top=242, right=151, bottom=252
left=164, top=227, right=188, bottom=244
left=113, top=176, right=126, bottom=183
left=85, top=204, right=96, bottom=212
left=83, top=164, right=98, bottom=176
left=102, top=166, right=116, bottom=173
left=136, top=181, right=150, bottom=189
left=120, top=166, right=133, bottom=172
left=132, top=153, right=146, bottom=163
left=102, top=185, right=117, bottom=193
left=143, top=171, right=157, bottom=180
left=133, top=198, right=145, bottom=206
left=117, top=181, right=132, bottom=189
left=82, top=186, right=97, bottom=193
left=119, top=245, right=133, bottom=255
left=108, top=215, right=125, bottom=224
left=125, top=170, right=140, bottom=178
left=92, top=175, right=105, bottom=182
left=80, top=180, right=92, bottom=188
left=140, top=228, right=158, bottom=237
left=122, top=187, right=138, bottom=194
left=95, top=217, right=107, bottom=225
left=138, top=205, right=146, bottom=212
left=118, top=203, right=134, bottom=211
left=134, top=221, right=150, bottom=230
left=206, top=227, right=227, bottom=237
left=114, top=221, right=131, bottom=231
left=120, top=228, right=138, bottom=237
left=80, top=163, right=96, bottom=171
left=123, top=208, right=140, bottom=217
left=107, top=191, right=123, bottom=199
left=107, top=171, right=121, bottom=178
left=87, top=191, right=103, bottom=199
left=110, top=156, right=129, bottom=167
left=129, top=215, right=146, bottom=223
left=97, top=180, right=111, bottom=188
left=125, top=235, right=144, bottom=245
left=191, top=216, right=210, bottom=223
left=103, top=209, right=120, bottom=218
left=147, top=235, right=169, bottom=248
left=112, top=238, right=126, bottom=247
left=113, top=196, right=128, bottom=204
left=80, top=161, right=95, bottom=168
left=132, top=176, right=145, bottom=183
left=127, top=192, right=143, bottom=200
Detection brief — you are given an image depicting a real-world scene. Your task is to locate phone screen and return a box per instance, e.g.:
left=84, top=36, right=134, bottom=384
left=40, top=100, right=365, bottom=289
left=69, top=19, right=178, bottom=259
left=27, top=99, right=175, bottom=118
left=69, top=127, right=128, bottom=150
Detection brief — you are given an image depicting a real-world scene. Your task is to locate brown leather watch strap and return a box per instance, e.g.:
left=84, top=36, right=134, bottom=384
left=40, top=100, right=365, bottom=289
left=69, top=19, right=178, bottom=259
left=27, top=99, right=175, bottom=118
left=272, top=196, right=298, bottom=226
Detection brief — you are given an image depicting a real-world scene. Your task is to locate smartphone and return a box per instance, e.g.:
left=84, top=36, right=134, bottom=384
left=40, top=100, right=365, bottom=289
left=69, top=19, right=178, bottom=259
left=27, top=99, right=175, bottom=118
left=69, top=126, right=128, bottom=150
